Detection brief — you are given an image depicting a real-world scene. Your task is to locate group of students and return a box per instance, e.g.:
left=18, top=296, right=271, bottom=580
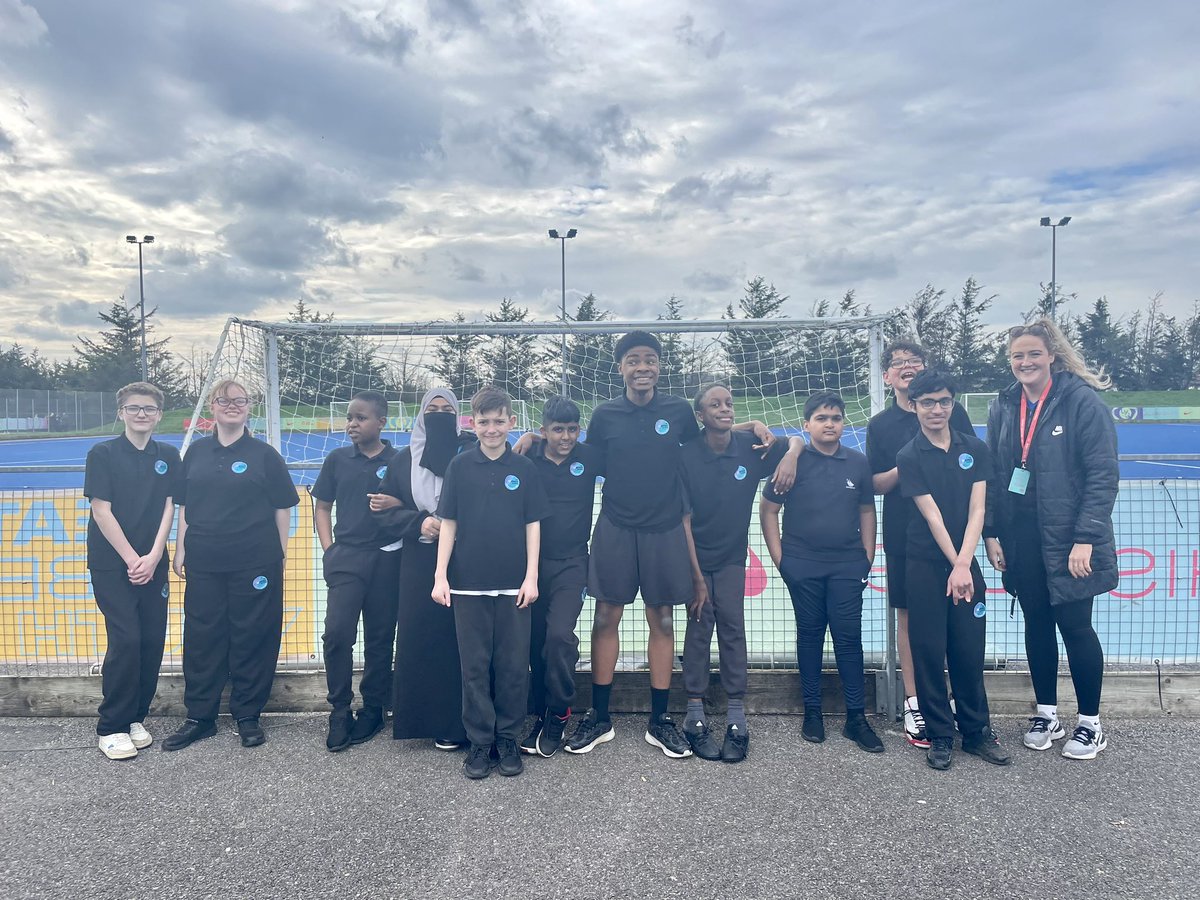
left=86, top=319, right=1118, bottom=775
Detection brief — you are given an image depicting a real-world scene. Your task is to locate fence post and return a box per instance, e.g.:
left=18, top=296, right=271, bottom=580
left=867, top=324, right=900, bottom=721
left=265, top=331, right=282, bottom=452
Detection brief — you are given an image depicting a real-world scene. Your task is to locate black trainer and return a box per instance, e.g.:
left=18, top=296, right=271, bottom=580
left=802, top=707, right=825, bottom=743
left=721, top=724, right=749, bottom=763
left=564, top=709, right=615, bottom=754
left=962, top=726, right=1012, bottom=766
left=463, top=744, right=492, bottom=779
left=326, top=708, right=352, bottom=752
left=536, top=710, right=570, bottom=758
left=496, top=738, right=523, bottom=776
left=843, top=712, right=885, bottom=753
left=683, top=719, right=723, bottom=761
left=645, top=713, right=693, bottom=759
left=162, top=719, right=216, bottom=752
left=520, top=718, right=544, bottom=755
left=237, top=716, right=266, bottom=748
left=434, top=737, right=467, bottom=751
left=926, top=736, right=953, bottom=770
left=349, top=707, right=384, bottom=745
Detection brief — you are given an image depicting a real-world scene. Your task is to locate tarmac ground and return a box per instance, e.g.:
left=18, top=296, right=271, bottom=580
left=0, top=713, right=1196, bottom=900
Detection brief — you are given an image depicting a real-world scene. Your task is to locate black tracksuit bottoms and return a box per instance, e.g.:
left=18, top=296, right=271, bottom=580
left=906, top=556, right=991, bottom=741
left=182, top=562, right=284, bottom=723
left=321, top=544, right=401, bottom=711
left=530, top=555, right=586, bottom=716
left=91, top=565, right=170, bottom=736
left=453, top=593, right=531, bottom=748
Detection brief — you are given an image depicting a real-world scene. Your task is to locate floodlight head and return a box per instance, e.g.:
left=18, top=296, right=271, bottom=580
left=1040, top=217, right=1051, bottom=227
left=548, top=229, right=559, bottom=239
left=144, top=235, right=155, bottom=243
left=566, top=228, right=578, bottom=238
left=1058, top=217, right=1071, bottom=227
left=126, top=235, right=137, bottom=242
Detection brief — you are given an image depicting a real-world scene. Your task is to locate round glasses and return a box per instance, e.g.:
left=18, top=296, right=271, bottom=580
left=214, top=397, right=250, bottom=408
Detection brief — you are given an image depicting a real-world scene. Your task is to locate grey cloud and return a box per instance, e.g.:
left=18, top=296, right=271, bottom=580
left=803, top=249, right=899, bottom=286
left=0, top=1, right=47, bottom=46
left=683, top=269, right=737, bottom=292
left=0, top=127, right=13, bottom=157
left=63, top=245, right=88, bottom=267
left=428, top=0, right=484, bottom=31
left=450, top=254, right=485, bottom=282
left=39, top=299, right=100, bottom=327
left=153, top=254, right=302, bottom=318
left=0, top=254, right=23, bottom=289
left=674, top=14, right=725, bottom=59
left=218, top=217, right=347, bottom=272
left=335, top=8, right=416, bottom=65
left=654, top=169, right=773, bottom=217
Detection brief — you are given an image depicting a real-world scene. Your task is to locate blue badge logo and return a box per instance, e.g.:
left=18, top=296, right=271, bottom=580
left=734, top=465, right=748, bottom=481
left=154, top=459, right=168, bottom=475
left=958, top=453, right=974, bottom=470
left=231, top=461, right=248, bottom=474
left=376, top=465, right=387, bottom=479
left=654, top=418, right=670, bottom=435
left=161, top=584, right=169, bottom=599
left=252, top=575, right=269, bottom=591
left=973, top=602, right=986, bottom=618
left=570, top=461, right=585, bottom=477
left=504, top=475, right=520, bottom=491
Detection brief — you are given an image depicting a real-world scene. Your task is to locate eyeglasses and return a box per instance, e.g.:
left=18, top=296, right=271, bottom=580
left=915, top=397, right=955, bottom=410
left=120, top=405, right=161, bottom=416
left=214, top=397, right=250, bottom=408
left=888, top=357, right=925, bottom=370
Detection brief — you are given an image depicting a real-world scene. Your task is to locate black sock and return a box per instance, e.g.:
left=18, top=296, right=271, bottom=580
left=592, top=682, right=612, bottom=721
left=650, top=687, right=670, bottom=719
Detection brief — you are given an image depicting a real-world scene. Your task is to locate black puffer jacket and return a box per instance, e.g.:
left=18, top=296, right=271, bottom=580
left=985, top=370, right=1119, bottom=605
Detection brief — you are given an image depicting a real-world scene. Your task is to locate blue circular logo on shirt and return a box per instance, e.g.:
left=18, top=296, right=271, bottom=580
left=570, top=461, right=585, bottom=477
left=734, top=465, right=748, bottom=481
left=654, top=419, right=670, bottom=435
left=376, top=465, right=387, bottom=479
left=252, top=575, right=269, bottom=591
left=154, top=459, right=168, bottom=475
left=231, top=461, right=248, bottom=474
left=504, top=475, right=520, bottom=491
left=973, top=602, right=986, bottom=618
left=958, top=453, right=974, bottom=470
left=161, top=584, right=169, bottom=599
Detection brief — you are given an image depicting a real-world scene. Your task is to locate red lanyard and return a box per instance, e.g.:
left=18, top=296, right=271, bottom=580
left=1018, top=378, right=1052, bottom=468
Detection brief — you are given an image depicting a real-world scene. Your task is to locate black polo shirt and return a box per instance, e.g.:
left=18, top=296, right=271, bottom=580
left=867, top=398, right=973, bottom=554
left=529, top=441, right=605, bottom=560
left=680, top=430, right=787, bottom=571
left=585, top=390, right=700, bottom=533
left=84, top=435, right=182, bottom=571
left=896, top=430, right=991, bottom=562
left=312, top=440, right=399, bottom=549
left=437, top=446, right=552, bottom=591
left=178, top=429, right=301, bottom=571
left=762, top=442, right=875, bottom=562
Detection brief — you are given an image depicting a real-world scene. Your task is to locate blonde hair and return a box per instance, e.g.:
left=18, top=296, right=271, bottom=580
left=116, top=381, right=164, bottom=408
left=1007, top=318, right=1111, bottom=390
left=207, top=378, right=252, bottom=407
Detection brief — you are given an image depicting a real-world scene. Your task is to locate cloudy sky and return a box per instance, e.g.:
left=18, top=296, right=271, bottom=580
left=1, top=0, right=1198, bottom=361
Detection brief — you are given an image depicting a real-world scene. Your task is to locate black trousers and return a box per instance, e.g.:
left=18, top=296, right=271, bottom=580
left=779, top=556, right=869, bottom=711
left=321, top=544, right=401, bottom=710
left=453, top=593, right=531, bottom=747
left=91, top=564, right=170, bottom=736
left=182, top=562, right=284, bottom=722
left=906, top=556, right=991, bottom=741
left=682, top=563, right=749, bottom=700
left=530, top=555, right=586, bottom=716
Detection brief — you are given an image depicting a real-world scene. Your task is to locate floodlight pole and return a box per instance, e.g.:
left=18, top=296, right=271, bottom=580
left=548, top=228, right=578, bottom=394
left=126, top=235, right=156, bottom=380
left=1039, top=216, right=1070, bottom=321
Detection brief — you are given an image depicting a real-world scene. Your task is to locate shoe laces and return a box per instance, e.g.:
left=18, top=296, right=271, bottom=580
left=467, top=745, right=490, bottom=763
left=906, top=706, right=926, bottom=730
left=1069, top=725, right=1097, bottom=746
left=931, top=737, right=953, bottom=751
left=1027, top=716, right=1054, bottom=734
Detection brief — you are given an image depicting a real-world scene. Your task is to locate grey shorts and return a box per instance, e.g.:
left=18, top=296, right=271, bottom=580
left=587, top=514, right=695, bottom=607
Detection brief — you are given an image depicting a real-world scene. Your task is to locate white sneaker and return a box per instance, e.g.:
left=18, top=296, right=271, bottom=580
left=129, top=722, right=153, bottom=749
left=98, top=733, right=138, bottom=760
left=1062, top=724, right=1107, bottom=760
left=1023, top=715, right=1066, bottom=751
left=903, top=698, right=930, bottom=748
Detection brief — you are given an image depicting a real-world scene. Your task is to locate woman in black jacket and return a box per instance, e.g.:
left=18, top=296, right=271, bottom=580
left=984, top=319, right=1118, bottom=760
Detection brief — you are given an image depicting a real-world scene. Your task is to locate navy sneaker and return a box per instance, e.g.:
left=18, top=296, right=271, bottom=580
left=683, top=720, right=723, bottom=761
left=463, top=744, right=492, bottom=779
left=565, top=709, right=615, bottom=754
left=645, top=713, right=693, bottom=759
left=721, top=724, right=749, bottom=763
left=520, top=718, right=544, bottom=756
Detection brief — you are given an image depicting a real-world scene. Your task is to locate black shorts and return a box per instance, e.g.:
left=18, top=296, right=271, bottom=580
left=587, top=513, right=694, bottom=608
left=885, top=551, right=908, bottom=610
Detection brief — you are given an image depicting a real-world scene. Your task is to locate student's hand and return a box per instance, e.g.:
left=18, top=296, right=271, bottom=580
left=431, top=578, right=452, bottom=607
left=368, top=492, right=401, bottom=512
left=171, top=553, right=186, bottom=580
left=1068, top=543, right=1093, bottom=579
left=985, top=538, right=1006, bottom=572
left=770, top=452, right=798, bottom=494
left=516, top=577, right=539, bottom=609
left=947, top=562, right=974, bottom=605
left=127, top=553, right=158, bottom=585
left=688, top=578, right=710, bottom=622
left=512, top=432, right=539, bottom=456
left=420, top=516, right=442, bottom=540
left=749, top=420, right=775, bottom=453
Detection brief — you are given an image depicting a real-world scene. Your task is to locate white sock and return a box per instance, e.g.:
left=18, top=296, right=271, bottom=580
left=905, top=696, right=919, bottom=711
left=1036, top=704, right=1058, bottom=722
left=1078, top=713, right=1100, bottom=731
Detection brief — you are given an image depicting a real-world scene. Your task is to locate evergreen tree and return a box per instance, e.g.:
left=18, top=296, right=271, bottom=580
left=657, top=295, right=692, bottom=395
left=69, top=299, right=185, bottom=403
left=565, top=293, right=620, bottom=401
left=1077, top=297, right=1135, bottom=388
left=480, top=298, right=542, bottom=401
left=0, top=345, right=54, bottom=388
left=886, top=284, right=952, bottom=365
left=723, top=277, right=789, bottom=397
left=430, top=312, right=484, bottom=401
left=946, top=277, right=997, bottom=391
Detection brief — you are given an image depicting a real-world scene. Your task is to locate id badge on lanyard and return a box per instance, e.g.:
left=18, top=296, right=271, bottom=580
left=1009, top=379, right=1051, bottom=496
